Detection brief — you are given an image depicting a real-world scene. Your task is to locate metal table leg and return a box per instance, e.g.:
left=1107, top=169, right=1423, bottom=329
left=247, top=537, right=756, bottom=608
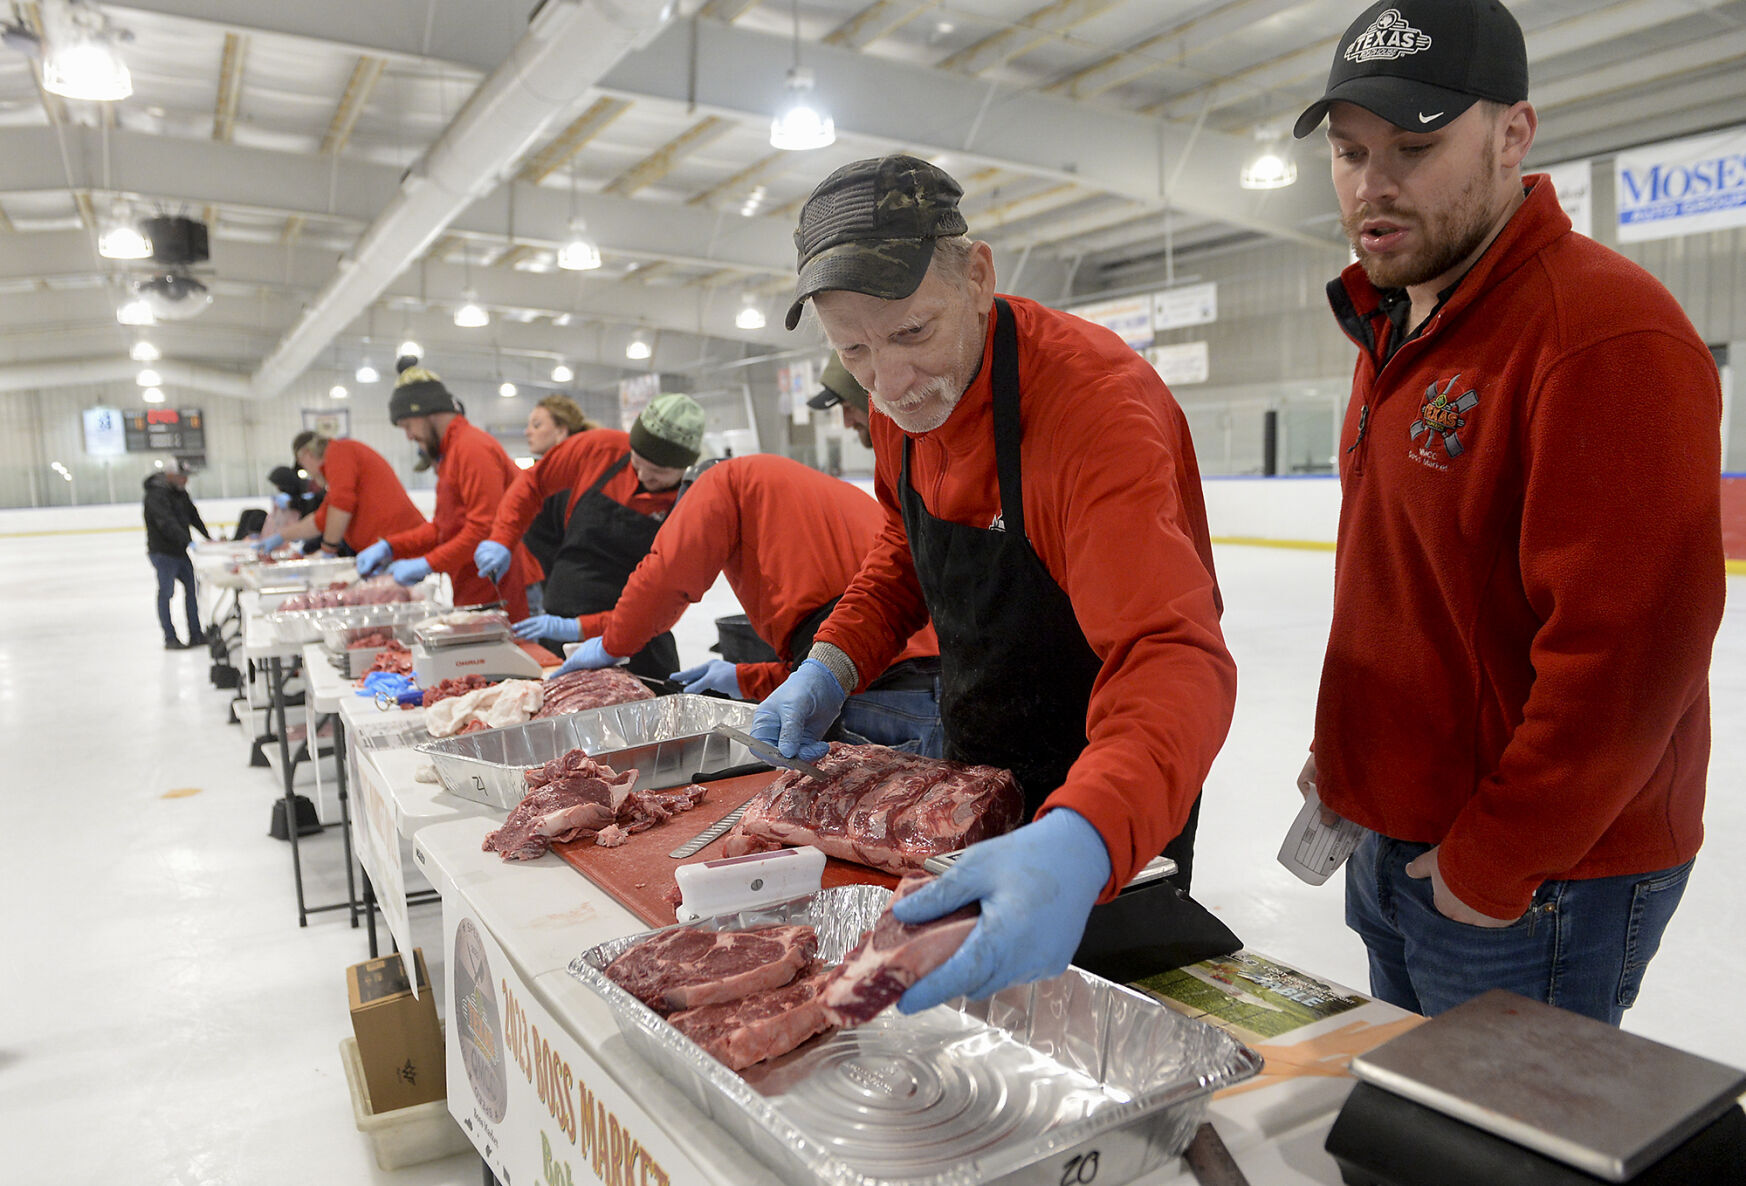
left=333, top=721, right=360, bottom=928
left=270, top=655, right=311, bottom=927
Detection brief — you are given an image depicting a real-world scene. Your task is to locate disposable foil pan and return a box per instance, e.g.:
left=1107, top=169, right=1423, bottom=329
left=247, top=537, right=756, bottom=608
left=414, top=694, right=758, bottom=810
left=260, top=596, right=434, bottom=646
left=242, top=555, right=356, bottom=591
left=568, top=886, right=1262, bottom=1186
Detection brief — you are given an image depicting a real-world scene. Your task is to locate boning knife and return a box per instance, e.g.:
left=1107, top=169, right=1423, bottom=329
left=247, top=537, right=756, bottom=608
left=712, top=724, right=830, bottom=783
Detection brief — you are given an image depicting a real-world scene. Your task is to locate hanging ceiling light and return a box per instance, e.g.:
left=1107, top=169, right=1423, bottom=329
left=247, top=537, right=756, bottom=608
left=771, top=66, right=835, bottom=151
left=625, top=333, right=652, bottom=361
left=129, top=339, right=159, bottom=362
left=770, top=0, right=834, bottom=151
left=329, top=384, right=349, bottom=400
left=498, top=381, right=518, bottom=398
left=557, top=222, right=602, bottom=271
left=141, top=386, right=165, bottom=404
left=551, top=363, right=574, bottom=384
left=735, top=295, right=767, bottom=330
left=41, top=2, right=133, bottom=103
left=1239, top=135, right=1297, bottom=191
left=97, top=219, right=151, bottom=261
left=453, top=293, right=490, bottom=328
left=397, top=339, right=421, bottom=361
left=116, top=298, right=154, bottom=325
left=135, top=367, right=162, bottom=386
left=355, top=362, right=379, bottom=384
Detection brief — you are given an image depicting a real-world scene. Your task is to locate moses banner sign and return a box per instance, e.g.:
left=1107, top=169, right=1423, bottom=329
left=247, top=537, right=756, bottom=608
left=1615, top=125, right=1746, bottom=243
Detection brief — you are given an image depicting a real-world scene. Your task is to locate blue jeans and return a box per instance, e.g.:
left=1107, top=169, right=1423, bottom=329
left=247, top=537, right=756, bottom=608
left=837, top=682, right=944, bottom=758
left=149, top=551, right=201, bottom=644
left=1345, top=831, right=1691, bottom=1024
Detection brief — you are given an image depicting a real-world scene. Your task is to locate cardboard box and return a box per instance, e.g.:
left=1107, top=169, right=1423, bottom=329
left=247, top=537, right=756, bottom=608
left=346, top=948, right=446, bottom=1112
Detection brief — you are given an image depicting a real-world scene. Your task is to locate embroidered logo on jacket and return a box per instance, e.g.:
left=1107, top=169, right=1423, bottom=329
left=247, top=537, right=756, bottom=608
left=1409, top=374, right=1479, bottom=459
left=1345, top=9, right=1432, bottom=62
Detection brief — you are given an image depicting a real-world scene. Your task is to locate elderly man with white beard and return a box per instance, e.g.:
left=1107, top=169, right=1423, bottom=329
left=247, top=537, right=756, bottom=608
left=750, top=154, right=1238, bottom=1011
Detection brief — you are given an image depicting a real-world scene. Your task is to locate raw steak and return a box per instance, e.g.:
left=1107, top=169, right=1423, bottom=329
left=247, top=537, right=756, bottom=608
left=821, top=875, right=977, bottom=1026
left=278, top=577, right=412, bottom=612
left=533, top=668, right=654, bottom=718
left=481, top=786, right=617, bottom=861
left=603, top=924, right=818, bottom=1013
left=421, top=674, right=494, bottom=707
left=668, top=969, right=834, bottom=1071
left=721, top=743, right=1023, bottom=875
left=523, top=749, right=640, bottom=811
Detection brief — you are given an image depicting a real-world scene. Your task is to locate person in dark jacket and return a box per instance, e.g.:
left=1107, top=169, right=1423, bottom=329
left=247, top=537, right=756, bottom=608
left=143, top=459, right=212, bottom=649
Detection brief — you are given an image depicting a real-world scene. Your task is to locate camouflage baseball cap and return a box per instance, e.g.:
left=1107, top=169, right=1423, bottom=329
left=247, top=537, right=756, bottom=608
left=785, top=154, right=968, bottom=331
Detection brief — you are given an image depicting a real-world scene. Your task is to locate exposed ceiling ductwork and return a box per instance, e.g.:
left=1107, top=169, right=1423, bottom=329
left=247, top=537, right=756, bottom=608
left=248, top=0, right=675, bottom=400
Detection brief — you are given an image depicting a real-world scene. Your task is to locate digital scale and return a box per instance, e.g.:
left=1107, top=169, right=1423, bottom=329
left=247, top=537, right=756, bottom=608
left=409, top=610, right=543, bottom=684
left=1326, top=989, right=1746, bottom=1185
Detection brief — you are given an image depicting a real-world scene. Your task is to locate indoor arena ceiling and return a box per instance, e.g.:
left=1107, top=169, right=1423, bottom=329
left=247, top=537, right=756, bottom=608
left=1, top=0, right=1742, bottom=399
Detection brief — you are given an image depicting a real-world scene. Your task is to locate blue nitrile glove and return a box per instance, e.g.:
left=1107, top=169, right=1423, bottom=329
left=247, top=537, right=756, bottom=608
left=553, top=636, right=619, bottom=677
left=255, top=532, right=284, bottom=555
left=672, top=660, right=741, bottom=698
left=361, top=671, right=421, bottom=705
left=474, top=540, right=512, bottom=581
left=749, top=658, right=846, bottom=764
left=388, top=557, right=431, bottom=586
left=355, top=538, right=393, bottom=577
left=272, top=491, right=293, bottom=509
left=513, top=614, right=579, bottom=642
left=891, top=809, right=1112, bottom=1012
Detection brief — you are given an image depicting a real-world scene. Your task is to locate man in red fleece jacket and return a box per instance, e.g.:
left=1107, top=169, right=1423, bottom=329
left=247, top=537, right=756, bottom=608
left=756, top=154, right=1236, bottom=1012
left=1295, top=0, right=1723, bottom=1023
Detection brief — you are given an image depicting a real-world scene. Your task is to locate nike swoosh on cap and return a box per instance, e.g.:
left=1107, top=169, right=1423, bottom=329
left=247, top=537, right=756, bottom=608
left=1418, top=111, right=1444, bottom=123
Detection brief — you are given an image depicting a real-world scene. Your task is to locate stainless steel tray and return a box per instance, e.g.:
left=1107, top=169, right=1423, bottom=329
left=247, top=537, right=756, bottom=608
left=414, top=693, right=758, bottom=810
left=568, top=886, right=1262, bottom=1186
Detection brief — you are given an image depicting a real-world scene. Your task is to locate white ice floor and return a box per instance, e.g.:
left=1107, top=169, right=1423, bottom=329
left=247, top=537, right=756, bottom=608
left=2, top=527, right=1741, bottom=1183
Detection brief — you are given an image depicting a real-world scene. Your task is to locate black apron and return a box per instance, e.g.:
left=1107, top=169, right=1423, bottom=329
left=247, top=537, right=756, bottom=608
left=898, top=298, right=1199, bottom=885
left=542, top=454, right=679, bottom=680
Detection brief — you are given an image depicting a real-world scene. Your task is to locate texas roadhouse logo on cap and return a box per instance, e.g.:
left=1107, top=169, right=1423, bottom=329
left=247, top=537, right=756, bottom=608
left=1345, top=8, right=1433, bottom=62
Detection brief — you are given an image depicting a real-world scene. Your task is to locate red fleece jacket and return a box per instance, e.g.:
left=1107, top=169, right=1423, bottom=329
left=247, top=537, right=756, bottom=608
left=815, top=294, right=1236, bottom=899
left=311, top=438, right=425, bottom=552
left=1315, top=175, right=1724, bottom=918
left=488, top=428, right=677, bottom=547
left=581, top=454, right=938, bottom=701
left=383, top=415, right=532, bottom=616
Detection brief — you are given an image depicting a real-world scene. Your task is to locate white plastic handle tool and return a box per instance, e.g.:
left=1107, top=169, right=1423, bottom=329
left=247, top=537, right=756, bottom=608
left=673, top=845, right=827, bottom=923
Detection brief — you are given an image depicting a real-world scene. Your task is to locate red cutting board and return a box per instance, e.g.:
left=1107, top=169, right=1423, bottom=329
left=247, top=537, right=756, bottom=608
left=551, top=769, right=897, bottom=927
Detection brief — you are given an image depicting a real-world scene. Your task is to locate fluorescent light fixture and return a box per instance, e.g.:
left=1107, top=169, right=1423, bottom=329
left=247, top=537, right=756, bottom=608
left=453, top=296, right=489, bottom=328
left=625, top=334, right=652, bottom=361
left=43, top=32, right=132, bottom=103
left=355, top=363, right=379, bottom=384
left=130, top=340, right=159, bottom=362
left=397, top=339, right=421, bottom=360
left=557, top=222, right=602, bottom=271
left=117, top=298, right=154, bottom=325
left=135, top=367, right=162, bottom=386
left=498, top=381, right=517, bottom=398
left=98, top=223, right=151, bottom=260
left=329, top=384, right=348, bottom=400
left=735, top=298, right=766, bottom=330
left=1239, top=144, right=1297, bottom=190
left=770, top=68, right=835, bottom=151
left=551, top=363, right=574, bottom=383
left=142, top=386, right=165, bottom=403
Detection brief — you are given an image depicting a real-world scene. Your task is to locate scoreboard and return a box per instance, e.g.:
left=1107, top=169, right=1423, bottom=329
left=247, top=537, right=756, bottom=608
left=123, top=407, right=205, bottom=453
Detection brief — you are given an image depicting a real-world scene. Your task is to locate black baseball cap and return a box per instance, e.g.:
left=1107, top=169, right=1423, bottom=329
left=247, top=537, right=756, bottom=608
left=1294, top=0, right=1528, bottom=139
left=785, top=154, right=969, bottom=331
left=806, top=352, right=870, bottom=412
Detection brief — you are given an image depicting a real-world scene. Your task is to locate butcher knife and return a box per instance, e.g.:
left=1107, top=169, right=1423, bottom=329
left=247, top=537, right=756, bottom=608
left=711, top=724, right=829, bottom=782
left=668, top=800, right=751, bottom=859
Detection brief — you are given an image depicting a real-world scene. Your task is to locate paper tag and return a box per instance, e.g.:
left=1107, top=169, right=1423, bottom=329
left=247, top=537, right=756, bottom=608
left=1278, top=789, right=1365, bottom=886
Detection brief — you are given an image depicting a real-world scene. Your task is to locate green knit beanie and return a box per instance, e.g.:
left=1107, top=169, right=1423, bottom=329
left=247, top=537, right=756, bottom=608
left=629, top=392, right=705, bottom=469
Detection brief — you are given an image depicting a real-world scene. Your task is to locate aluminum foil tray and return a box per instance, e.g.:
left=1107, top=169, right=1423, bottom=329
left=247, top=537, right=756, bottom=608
left=412, top=608, right=512, bottom=647
left=259, top=596, right=435, bottom=646
left=242, top=555, right=357, bottom=592
left=568, top=886, right=1262, bottom=1186
left=350, top=712, right=431, bottom=753
left=414, top=694, right=758, bottom=810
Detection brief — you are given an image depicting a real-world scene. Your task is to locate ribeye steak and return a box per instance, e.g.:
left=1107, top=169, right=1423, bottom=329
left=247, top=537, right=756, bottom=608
left=603, top=924, right=818, bottom=1013
left=820, top=875, right=978, bottom=1026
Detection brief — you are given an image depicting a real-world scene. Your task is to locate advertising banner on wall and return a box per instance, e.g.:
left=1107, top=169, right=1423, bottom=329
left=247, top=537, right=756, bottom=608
left=778, top=358, right=816, bottom=426
left=617, top=372, right=659, bottom=431
left=1540, top=159, right=1593, bottom=238
left=1615, top=125, right=1746, bottom=243
left=1068, top=293, right=1154, bottom=348
left=1153, top=282, right=1218, bottom=332
left=82, top=406, right=126, bottom=457
left=1146, top=341, right=1210, bottom=386
left=300, top=407, right=349, bottom=438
